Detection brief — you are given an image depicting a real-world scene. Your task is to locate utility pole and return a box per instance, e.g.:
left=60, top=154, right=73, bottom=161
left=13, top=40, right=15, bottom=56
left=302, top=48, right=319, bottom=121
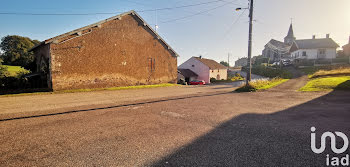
left=246, top=0, right=254, bottom=85
left=228, top=53, right=230, bottom=70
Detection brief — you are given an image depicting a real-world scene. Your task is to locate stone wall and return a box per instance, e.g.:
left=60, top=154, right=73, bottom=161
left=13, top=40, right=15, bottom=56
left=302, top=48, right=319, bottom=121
left=37, top=14, right=177, bottom=90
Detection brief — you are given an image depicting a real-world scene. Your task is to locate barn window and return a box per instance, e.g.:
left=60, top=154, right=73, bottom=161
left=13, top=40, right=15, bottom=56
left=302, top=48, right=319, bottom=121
left=148, top=58, right=156, bottom=72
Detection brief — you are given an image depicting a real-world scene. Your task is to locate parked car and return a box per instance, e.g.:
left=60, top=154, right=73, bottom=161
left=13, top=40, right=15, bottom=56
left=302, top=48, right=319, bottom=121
left=282, top=59, right=292, bottom=66
left=189, top=80, right=206, bottom=85
left=272, top=61, right=280, bottom=66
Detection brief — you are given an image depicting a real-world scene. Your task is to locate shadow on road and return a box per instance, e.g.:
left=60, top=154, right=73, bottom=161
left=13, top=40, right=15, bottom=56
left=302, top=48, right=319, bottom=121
left=0, top=91, right=234, bottom=122
left=150, top=90, right=350, bottom=166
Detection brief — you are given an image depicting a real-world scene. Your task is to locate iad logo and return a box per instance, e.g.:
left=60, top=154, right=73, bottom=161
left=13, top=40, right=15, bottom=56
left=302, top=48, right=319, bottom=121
left=311, top=127, right=349, bottom=154
left=311, top=127, right=350, bottom=166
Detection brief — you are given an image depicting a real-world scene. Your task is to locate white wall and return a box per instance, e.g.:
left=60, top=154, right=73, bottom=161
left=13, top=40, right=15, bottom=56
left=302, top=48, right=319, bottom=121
left=178, top=57, right=210, bottom=83
left=209, top=69, right=228, bottom=81
left=291, top=48, right=336, bottom=59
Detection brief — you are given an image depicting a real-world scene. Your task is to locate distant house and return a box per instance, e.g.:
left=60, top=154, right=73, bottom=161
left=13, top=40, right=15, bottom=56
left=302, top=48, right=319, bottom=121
left=177, top=69, right=198, bottom=83
left=178, top=57, right=227, bottom=84
left=234, top=57, right=248, bottom=67
left=30, top=11, right=178, bottom=91
left=290, top=35, right=339, bottom=60
left=343, top=36, right=350, bottom=56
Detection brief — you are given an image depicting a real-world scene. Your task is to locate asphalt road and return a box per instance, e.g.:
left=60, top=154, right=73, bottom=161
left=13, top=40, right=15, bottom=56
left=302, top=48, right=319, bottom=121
left=1, top=77, right=350, bottom=166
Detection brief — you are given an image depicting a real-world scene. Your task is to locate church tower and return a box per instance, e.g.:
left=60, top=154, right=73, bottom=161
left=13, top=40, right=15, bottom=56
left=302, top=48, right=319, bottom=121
left=284, top=23, right=296, bottom=45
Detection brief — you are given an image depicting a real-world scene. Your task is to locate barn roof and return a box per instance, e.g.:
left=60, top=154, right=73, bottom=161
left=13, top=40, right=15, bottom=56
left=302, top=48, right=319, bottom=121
left=30, top=10, right=179, bottom=57
left=268, top=39, right=290, bottom=49
left=194, top=57, right=227, bottom=70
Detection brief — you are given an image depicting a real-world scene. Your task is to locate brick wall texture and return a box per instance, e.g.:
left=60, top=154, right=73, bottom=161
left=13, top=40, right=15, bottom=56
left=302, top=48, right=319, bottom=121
left=35, top=14, right=177, bottom=91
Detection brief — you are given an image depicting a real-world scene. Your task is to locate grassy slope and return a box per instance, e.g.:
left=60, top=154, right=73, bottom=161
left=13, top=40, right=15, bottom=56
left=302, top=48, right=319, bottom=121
left=3, top=65, right=30, bottom=76
left=299, top=76, right=350, bottom=92
left=300, top=65, right=350, bottom=91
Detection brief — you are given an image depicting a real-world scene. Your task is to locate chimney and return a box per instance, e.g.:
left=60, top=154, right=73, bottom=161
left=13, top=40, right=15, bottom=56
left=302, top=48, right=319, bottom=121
left=312, top=35, right=316, bottom=39
left=326, top=34, right=330, bottom=38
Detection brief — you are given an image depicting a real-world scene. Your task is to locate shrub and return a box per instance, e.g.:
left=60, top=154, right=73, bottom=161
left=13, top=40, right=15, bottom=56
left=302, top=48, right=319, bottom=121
left=0, top=65, right=8, bottom=78
left=235, top=84, right=257, bottom=92
left=210, top=78, right=217, bottom=83
left=0, top=72, right=29, bottom=89
left=242, top=65, right=292, bottom=79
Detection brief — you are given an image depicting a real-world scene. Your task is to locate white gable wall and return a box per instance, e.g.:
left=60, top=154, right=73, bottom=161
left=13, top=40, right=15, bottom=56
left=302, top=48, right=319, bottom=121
left=209, top=69, right=228, bottom=81
left=178, top=57, right=210, bottom=83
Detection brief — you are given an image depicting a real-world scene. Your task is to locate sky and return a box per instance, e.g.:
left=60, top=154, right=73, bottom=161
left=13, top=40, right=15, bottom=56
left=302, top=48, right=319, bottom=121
left=0, top=0, right=349, bottom=65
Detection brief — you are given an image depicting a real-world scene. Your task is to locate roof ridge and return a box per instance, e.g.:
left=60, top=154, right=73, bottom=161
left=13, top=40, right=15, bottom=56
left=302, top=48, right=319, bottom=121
left=193, top=57, right=227, bottom=69
left=30, top=10, right=179, bottom=57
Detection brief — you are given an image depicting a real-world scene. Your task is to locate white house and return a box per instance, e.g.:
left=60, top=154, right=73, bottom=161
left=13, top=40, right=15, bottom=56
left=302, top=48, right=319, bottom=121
left=178, top=57, right=227, bottom=84
left=290, top=35, right=339, bottom=60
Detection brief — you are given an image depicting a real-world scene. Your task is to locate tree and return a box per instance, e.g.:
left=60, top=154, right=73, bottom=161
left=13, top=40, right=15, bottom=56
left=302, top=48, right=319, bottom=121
left=337, top=50, right=346, bottom=58
left=253, top=55, right=268, bottom=66
left=0, top=35, right=40, bottom=69
left=220, top=61, right=229, bottom=67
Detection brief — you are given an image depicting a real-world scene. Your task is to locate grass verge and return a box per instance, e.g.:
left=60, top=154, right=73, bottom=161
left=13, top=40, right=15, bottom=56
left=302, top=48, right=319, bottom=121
left=62, top=83, right=176, bottom=93
left=1, top=83, right=177, bottom=97
left=299, top=76, right=350, bottom=92
left=235, top=78, right=289, bottom=92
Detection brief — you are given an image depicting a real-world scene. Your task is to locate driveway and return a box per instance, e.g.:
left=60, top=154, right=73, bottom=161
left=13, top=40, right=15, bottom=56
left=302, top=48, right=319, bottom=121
left=0, top=76, right=349, bottom=166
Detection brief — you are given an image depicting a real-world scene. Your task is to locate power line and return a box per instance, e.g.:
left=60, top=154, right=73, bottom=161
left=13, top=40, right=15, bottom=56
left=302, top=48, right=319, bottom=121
left=222, top=8, right=247, bottom=39
left=138, top=0, right=227, bottom=12
left=0, top=0, right=228, bottom=16
left=160, top=1, right=237, bottom=23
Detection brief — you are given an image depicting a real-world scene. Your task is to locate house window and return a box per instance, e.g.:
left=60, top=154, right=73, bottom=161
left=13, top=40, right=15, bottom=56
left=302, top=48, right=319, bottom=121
left=302, top=51, right=307, bottom=56
left=212, top=70, right=214, bottom=72
left=319, top=49, right=326, bottom=55
left=218, top=69, right=220, bottom=72
left=192, top=65, right=195, bottom=67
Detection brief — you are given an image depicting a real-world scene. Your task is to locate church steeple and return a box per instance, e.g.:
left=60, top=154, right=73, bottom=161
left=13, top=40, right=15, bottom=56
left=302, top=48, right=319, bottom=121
left=284, top=23, right=296, bottom=45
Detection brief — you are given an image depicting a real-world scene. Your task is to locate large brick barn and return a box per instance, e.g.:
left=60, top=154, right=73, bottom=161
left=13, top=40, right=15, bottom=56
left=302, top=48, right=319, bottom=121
left=31, top=10, right=178, bottom=91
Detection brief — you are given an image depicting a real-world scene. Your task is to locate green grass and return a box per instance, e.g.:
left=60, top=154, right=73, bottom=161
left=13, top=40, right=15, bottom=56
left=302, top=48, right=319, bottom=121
left=3, top=65, right=30, bottom=76
left=236, top=78, right=289, bottom=92
left=299, top=76, right=350, bottom=92
left=1, top=83, right=177, bottom=97
left=252, top=78, right=289, bottom=90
